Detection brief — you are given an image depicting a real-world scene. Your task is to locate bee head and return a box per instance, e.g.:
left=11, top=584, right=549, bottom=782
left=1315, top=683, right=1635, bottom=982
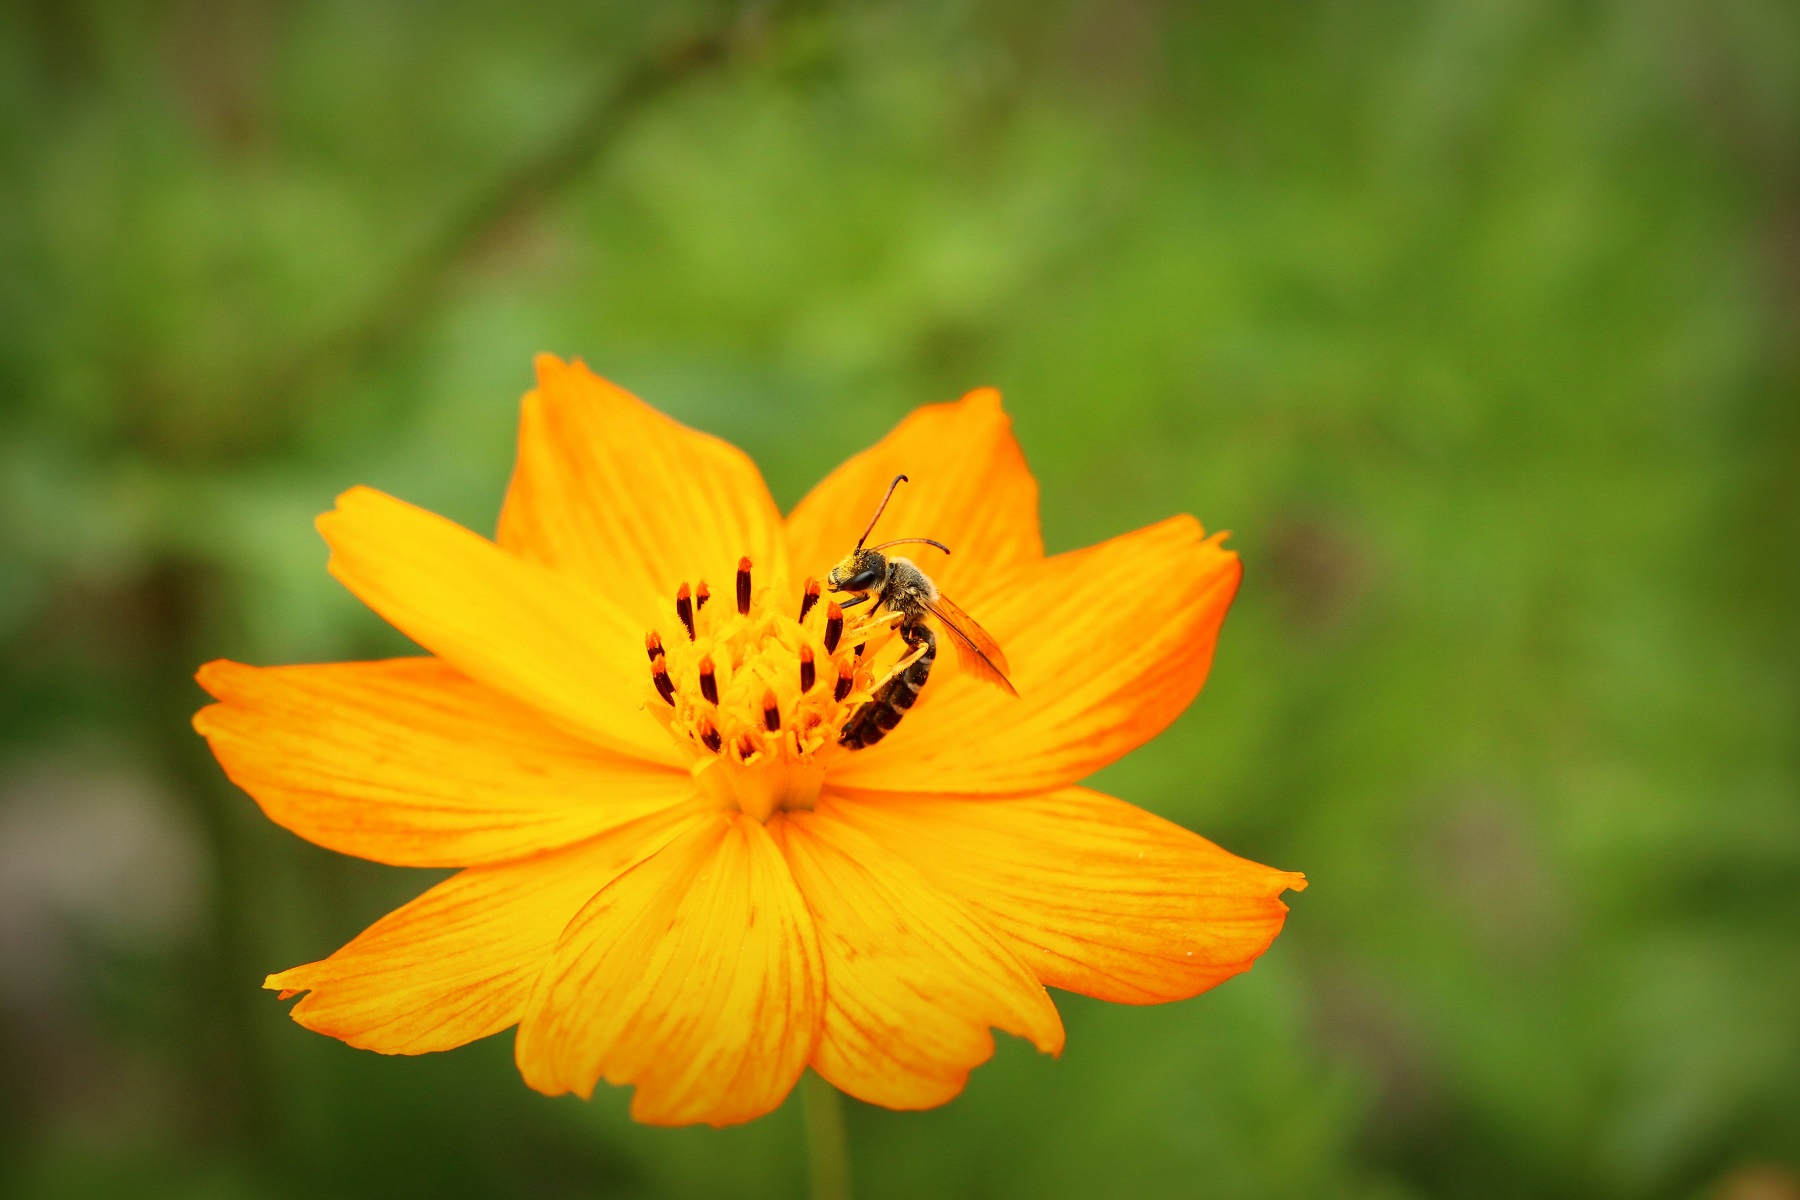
left=831, top=474, right=952, bottom=596
left=828, top=548, right=887, bottom=594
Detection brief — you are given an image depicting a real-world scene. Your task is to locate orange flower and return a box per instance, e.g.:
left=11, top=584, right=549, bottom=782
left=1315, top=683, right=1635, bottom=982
left=194, top=355, right=1305, bottom=1127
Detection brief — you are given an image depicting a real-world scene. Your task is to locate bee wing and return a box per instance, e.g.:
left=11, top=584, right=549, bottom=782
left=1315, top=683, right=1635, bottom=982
left=923, top=592, right=1019, bottom=697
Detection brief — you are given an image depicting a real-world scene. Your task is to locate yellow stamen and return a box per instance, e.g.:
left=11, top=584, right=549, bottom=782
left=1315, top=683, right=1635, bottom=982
left=647, top=566, right=902, bottom=819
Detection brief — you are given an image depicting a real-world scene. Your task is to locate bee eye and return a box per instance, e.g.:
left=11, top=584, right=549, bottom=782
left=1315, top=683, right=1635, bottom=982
left=849, top=569, right=881, bottom=590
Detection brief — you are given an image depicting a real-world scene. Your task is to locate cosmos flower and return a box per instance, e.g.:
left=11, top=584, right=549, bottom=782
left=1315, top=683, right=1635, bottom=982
left=193, top=355, right=1305, bottom=1128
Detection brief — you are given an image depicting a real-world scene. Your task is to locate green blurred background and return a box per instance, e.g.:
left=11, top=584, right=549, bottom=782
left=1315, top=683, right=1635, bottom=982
left=3, top=1, right=1798, bottom=1197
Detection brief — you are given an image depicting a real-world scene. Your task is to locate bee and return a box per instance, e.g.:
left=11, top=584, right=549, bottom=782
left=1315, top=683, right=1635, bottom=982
left=827, top=474, right=1018, bottom=749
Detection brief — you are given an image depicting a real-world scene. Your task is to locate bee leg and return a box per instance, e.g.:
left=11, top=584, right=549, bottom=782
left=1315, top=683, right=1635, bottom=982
left=839, top=623, right=935, bottom=750
left=873, top=637, right=930, bottom=688
left=838, top=593, right=873, bottom=611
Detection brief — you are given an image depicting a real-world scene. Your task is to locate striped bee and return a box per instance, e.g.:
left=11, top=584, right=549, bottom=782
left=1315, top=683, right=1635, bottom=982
left=827, top=474, right=1017, bottom=749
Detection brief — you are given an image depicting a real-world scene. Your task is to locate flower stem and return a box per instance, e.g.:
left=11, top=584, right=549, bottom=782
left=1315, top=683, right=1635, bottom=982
left=801, top=1071, right=853, bottom=1200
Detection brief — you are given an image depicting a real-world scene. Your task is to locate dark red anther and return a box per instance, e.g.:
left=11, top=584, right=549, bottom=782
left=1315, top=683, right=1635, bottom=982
left=762, top=688, right=781, bottom=732
left=651, top=655, right=675, bottom=705
left=833, top=659, right=855, bottom=701
left=698, top=655, right=719, bottom=705
left=645, top=631, right=664, bottom=662
left=676, top=583, right=695, bottom=640
left=737, top=733, right=758, bottom=762
left=824, top=603, right=843, bottom=653
left=736, top=556, right=753, bottom=615
left=799, top=578, right=821, bottom=622
left=799, top=644, right=816, bottom=693
left=698, top=718, right=722, bottom=754
left=695, top=580, right=711, bottom=611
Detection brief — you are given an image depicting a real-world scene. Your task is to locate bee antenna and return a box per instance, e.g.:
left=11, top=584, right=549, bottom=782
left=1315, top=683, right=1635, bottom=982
left=869, top=537, right=951, bottom=556
left=855, top=474, right=909, bottom=550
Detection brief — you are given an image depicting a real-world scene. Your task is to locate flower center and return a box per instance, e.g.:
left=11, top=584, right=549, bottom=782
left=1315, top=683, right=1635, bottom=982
left=644, top=557, right=904, bottom=820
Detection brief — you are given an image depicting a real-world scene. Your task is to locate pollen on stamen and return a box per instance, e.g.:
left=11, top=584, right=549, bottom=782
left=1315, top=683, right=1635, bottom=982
left=762, top=688, right=781, bottom=731
left=648, top=558, right=889, bottom=817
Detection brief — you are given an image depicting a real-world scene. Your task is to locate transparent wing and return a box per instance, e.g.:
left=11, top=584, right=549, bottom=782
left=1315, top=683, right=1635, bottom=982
left=923, top=592, right=1019, bottom=697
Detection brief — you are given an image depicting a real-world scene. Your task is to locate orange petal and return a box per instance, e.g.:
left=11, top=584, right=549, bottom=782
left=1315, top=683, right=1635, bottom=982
left=195, top=658, right=691, bottom=867
left=829, top=516, right=1240, bottom=796
left=264, top=803, right=700, bottom=1055
left=775, top=802, right=1064, bottom=1111
left=829, top=787, right=1305, bottom=1005
left=784, top=388, right=1041, bottom=598
left=317, top=485, right=677, bottom=765
left=497, top=355, right=790, bottom=615
left=514, top=811, right=823, bottom=1127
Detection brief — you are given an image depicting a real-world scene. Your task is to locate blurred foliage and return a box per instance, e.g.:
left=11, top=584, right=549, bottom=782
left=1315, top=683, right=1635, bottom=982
left=3, top=0, right=1799, bottom=1197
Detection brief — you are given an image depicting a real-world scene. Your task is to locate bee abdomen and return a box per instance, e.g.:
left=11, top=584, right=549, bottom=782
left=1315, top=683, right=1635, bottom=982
left=839, top=623, right=935, bottom=750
